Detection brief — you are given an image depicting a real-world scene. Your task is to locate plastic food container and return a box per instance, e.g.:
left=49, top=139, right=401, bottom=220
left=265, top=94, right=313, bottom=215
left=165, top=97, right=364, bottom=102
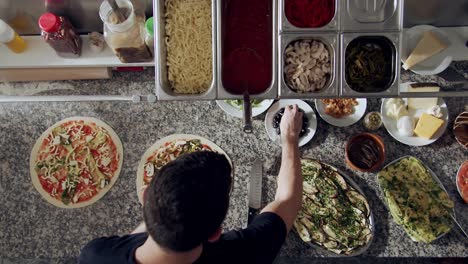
left=279, top=33, right=339, bottom=98
left=155, top=0, right=217, bottom=100
left=217, top=0, right=278, bottom=100
left=144, top=17, right=154, bottom=56
left=0, top=19, right=27, bottom=53
left=99, top=0, right=152, bottom=63
left=340, top=0, right=403, bottom=32
left=280, top=0, right=339, bottom=32
left=38, top=13, right=82, bottom=58
left=340, top=33, right=400, bottom=97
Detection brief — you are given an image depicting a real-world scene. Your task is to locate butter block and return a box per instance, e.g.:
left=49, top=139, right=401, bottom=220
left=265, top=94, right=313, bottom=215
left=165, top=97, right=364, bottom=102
left=403, top=31, right=448, bottom=70
left=414, top=113, right=445, bottom=139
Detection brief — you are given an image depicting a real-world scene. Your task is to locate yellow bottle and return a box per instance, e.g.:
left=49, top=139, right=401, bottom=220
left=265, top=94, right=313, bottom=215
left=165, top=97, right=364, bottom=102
left=0, top=19, right=27, bottom=53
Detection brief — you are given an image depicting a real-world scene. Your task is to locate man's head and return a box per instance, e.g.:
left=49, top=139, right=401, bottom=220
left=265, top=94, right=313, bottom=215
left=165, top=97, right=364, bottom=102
left=143, top=151, right=232, bottom=252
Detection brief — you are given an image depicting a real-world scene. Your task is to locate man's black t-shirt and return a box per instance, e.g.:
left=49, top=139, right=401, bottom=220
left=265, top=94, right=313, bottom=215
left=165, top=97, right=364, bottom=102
left=78, top=212, right=286, bottom=264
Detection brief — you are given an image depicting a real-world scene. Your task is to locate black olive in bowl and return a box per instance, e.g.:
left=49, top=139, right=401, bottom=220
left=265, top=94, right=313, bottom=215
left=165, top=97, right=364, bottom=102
left=272, top=107, right=309, bottom=137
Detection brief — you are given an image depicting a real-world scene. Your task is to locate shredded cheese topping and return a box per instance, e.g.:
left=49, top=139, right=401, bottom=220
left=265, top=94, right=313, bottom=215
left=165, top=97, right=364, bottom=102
left=165, top=0, right=213, bottom=94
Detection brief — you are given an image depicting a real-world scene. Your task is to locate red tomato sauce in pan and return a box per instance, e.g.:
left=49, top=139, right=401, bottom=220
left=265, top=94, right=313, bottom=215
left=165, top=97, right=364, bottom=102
left=221, top=0, right=273, bottom=95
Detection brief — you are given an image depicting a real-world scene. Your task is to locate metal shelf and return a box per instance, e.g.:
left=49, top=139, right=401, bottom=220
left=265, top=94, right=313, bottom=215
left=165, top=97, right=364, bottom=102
left=0, top=35, right=154, bottom=69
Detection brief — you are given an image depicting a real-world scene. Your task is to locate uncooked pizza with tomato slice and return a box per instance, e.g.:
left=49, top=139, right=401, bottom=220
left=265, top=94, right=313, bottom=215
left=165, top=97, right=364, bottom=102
left=30, top=117, right=123, bottom=208
left=136, top=134, right=231, bottom=204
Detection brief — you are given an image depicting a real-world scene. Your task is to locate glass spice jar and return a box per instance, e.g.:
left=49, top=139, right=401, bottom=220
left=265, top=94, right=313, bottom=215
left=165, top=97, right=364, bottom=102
left=38, top=13, right=82, bottom=58
left=99, top=0, right=152, bottom=63
left=363, top=112, right=383, bottom=131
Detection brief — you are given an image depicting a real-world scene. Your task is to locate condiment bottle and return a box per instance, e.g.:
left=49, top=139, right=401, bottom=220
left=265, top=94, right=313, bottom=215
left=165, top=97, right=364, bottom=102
left=144, top=17, right=154, bottom=56
left=38, top=13, right=82, bottom=58
left=99, top=0, right=152, bottom=63
left=0, top=19, right=27, bottom=53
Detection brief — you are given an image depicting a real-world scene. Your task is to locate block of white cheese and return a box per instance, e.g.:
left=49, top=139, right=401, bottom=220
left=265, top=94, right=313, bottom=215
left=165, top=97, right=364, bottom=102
left=407, top=83, right=440, bottom=110
left=403, top=31, right=448, bottom=70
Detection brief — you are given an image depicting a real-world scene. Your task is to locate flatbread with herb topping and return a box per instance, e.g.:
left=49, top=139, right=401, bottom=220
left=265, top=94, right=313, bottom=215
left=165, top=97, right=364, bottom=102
left=136, top=134, right=231, bottom=204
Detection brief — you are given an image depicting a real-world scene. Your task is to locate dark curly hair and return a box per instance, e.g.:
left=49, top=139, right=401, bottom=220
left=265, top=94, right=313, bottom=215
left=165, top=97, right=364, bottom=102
left=143, top=151, right=232, bottom=252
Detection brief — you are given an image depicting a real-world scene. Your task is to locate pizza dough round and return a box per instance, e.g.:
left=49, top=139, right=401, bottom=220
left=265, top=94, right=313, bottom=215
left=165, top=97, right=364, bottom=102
left=136, top=134, right=232, bottom=204
left=30, top=117, right=123, bottom=209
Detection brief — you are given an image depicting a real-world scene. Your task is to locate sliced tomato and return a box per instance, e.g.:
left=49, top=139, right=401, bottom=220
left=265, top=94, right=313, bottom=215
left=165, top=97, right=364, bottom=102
left=91, top=149, right=100, bottom=159
left=462, top=188, right=468, bottom=204
left=40, top=179, right=53, bottom=194
left=82, top=125, right=93, bottom=135
left=457, top=162, right=468, bottom=189
left=81, top=170, right=90, bottom=178
left=55, top=145, right=69, bottom=158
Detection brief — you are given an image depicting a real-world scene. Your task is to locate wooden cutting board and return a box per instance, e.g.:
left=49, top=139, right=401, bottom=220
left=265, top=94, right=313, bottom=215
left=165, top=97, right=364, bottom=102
left=0, top=67, right=111, bottom=82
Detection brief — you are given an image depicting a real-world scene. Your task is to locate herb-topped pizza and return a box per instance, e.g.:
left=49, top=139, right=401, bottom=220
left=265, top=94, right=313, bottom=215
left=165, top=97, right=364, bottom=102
left=136, top=134, right=231, bottom=204
left=142, top=139, right=212, bottom=186
left=30, top=117, right=123, bottom=208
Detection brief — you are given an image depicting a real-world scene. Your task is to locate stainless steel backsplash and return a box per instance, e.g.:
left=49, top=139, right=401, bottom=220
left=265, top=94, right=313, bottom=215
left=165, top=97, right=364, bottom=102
left=0, top=0, right=466, bottom=35
left=0, top=0, right=153, bottom=35
left=404, top=0, right=468, bottom=27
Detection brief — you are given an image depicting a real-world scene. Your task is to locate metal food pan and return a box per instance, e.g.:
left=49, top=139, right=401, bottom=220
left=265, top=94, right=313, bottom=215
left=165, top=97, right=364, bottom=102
left=300, top=159, right=375, bottom=257
left=279, top=33, right=339, bottom=99
left=155, top=0, right=217, bottom=100
left=340, top=0, right=403, bottom=32
left=377, top=156, right=455, bottom=242
left=216, top=0, right=278, bottom=100
left=279, top=0, right=339, bottom=33
left=340, top=32, right=401, bottom=97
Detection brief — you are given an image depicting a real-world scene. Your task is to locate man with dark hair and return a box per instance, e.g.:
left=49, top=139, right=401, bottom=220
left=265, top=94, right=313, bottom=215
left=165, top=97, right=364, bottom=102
left=79, top=105, right=304, bottom=264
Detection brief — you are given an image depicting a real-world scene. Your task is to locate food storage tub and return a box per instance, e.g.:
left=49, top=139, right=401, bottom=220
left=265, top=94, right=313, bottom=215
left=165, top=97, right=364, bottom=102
left=154, top=0, right=217, bottom=100
left=340, top=32, right=400, bottom=97
left=217, top=0, right=278, bottom=100
left=280, top=0, right=339, bottom=32
left=279, top=33, right=339, bottom=98
left=340, top=0, right=403, bottom=32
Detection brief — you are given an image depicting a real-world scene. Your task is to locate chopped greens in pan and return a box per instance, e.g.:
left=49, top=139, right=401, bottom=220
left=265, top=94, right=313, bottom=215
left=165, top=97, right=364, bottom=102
left=294, top=159, right=373, bottom=255
left=345, top=37, right=394, bottom=93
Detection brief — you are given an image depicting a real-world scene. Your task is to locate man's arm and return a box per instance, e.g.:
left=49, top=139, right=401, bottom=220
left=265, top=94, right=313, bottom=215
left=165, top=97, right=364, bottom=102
left=261, top=105, right=303, bottom=231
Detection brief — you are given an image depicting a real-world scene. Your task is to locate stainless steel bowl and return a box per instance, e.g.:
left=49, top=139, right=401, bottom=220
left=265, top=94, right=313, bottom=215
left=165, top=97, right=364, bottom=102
left=155, top=0, right=217, bottom=100
left=340, top=32, right=401, bottom=97
left=216, top=0, right=278, bottom=100
left=279, top=0, right=340, bottom=33
left=340, top=0, right=403, bottom=32
left=279, top=33, right=339, bottom=98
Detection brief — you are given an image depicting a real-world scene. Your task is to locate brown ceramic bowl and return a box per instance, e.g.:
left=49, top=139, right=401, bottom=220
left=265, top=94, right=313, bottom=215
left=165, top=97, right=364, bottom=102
left=346, top=133, right=386, bottom=173
left=454, top=111, right=468, bottom=150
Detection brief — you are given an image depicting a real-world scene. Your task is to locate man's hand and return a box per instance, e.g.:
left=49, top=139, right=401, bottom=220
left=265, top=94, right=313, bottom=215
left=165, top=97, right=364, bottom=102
left=280, top=105, right=303, bottom=145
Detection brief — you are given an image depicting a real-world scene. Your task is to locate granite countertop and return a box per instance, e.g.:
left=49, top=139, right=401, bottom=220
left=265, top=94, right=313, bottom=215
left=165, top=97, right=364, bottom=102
left=0, top=71, right=467, bottom=264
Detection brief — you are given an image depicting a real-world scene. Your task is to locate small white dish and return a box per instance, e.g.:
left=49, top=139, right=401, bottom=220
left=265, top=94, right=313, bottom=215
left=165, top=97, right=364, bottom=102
left=315, top=98, right=367, bottom=127
left=216, top=99, right=274, bottom=119
left=401, top=25, right=452, bottom=76
left=265, top=99, right=317, bottom=147
left=381, top=97, right=449, bottom=147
